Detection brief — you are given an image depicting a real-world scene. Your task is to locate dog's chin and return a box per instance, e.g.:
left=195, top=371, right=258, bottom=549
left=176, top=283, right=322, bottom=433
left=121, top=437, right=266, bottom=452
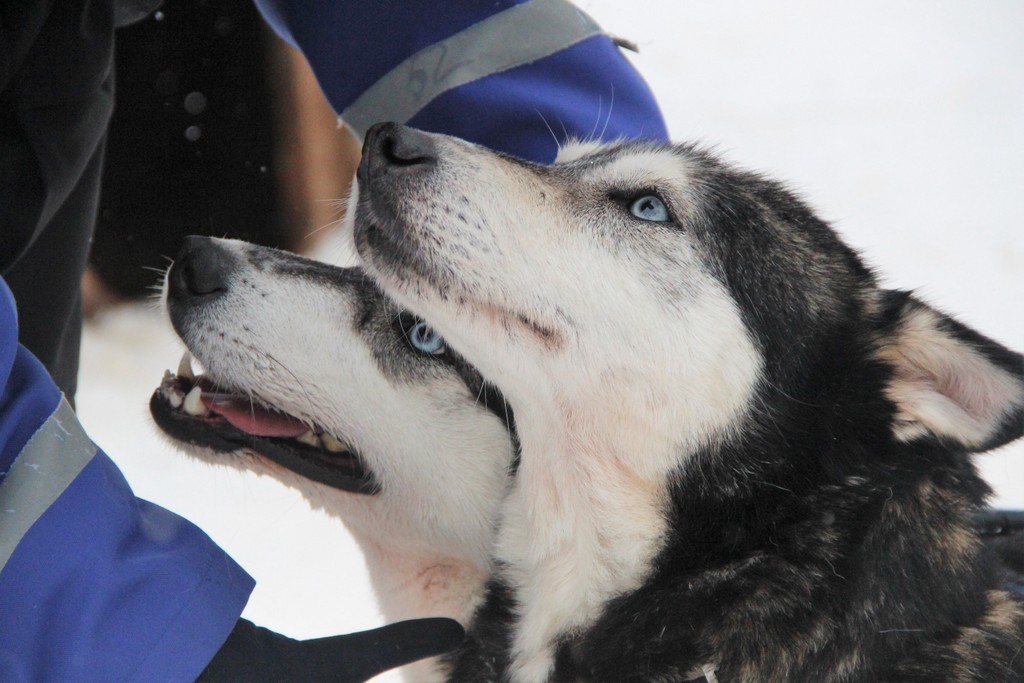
left=150, top=371, right=379, bottom=495
left=354, top=221, right=411, bottom=278
left=354, top=212, right=438, bottom=290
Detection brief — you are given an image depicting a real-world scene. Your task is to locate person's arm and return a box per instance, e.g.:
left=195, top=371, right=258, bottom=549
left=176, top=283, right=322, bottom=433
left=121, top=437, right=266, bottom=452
left=253, top=0, right=669, bottom=163
left=0, top=277, right=461, bottom=681
left=0, top=277, right=255, bottom=681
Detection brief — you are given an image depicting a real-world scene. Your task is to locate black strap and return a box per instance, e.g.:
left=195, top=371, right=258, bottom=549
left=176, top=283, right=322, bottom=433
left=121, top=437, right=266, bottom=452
left=972, top=509, right=1024, bottom=536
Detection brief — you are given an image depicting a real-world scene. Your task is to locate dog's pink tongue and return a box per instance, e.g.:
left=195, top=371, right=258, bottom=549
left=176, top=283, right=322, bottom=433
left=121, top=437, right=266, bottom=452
left=201, top=395, right=310, bottom=438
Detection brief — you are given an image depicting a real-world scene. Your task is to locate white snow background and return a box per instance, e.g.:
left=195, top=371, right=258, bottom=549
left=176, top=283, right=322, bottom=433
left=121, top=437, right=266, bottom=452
left=76, top=0, right=1022, bottom=675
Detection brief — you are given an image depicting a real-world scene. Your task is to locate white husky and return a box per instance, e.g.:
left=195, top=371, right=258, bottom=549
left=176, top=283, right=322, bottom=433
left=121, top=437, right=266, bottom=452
left=151, top=237, right=516, bottom=681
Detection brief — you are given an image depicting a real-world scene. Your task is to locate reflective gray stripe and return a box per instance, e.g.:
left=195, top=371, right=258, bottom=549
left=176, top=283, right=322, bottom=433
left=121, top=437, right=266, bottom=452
left=342, top=0, right=604, bottom=138
left=0, top=397, right=97, bottom=572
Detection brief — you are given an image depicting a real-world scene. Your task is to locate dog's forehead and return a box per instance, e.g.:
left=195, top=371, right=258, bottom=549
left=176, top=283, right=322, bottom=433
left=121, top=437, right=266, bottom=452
left=554, top=141, right=695, bottom=190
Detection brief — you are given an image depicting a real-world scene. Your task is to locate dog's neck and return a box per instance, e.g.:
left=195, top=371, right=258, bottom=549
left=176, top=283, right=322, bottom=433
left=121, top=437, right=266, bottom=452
left=357, top=541, right=488, bottom=682
left=358, top=540, right=488, bottom=624
left=495, top=396, right=674, bottom=683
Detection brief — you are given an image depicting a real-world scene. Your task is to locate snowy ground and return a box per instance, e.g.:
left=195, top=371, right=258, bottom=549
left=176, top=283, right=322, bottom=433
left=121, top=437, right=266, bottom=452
left=76, top=0, right=1022, bottom=673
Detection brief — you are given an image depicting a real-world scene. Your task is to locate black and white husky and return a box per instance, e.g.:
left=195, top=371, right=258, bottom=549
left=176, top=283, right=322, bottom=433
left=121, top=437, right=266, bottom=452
left=149, top=237, right=517, bottom=681
left=353, top=123, right=1024, bottom=682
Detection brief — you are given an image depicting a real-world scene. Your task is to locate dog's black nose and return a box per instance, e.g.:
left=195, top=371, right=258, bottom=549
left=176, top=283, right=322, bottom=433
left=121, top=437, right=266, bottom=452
left=169, top=235, right=234, bottom=300
left=362, top=122, right=436, bottom=179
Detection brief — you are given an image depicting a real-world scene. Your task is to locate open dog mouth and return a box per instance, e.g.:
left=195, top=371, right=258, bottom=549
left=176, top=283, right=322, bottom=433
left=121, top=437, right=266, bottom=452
left=150, top=352, right=379, bottom=494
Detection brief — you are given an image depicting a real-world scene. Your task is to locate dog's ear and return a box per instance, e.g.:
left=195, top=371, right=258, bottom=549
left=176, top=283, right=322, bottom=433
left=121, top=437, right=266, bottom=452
left=875, top=291, right=1023, bottom=452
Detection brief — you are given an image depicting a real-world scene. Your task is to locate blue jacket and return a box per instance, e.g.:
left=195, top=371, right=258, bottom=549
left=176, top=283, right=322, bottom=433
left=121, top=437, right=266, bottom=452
left=0, top=275, right=255, bottom=682
left=253, top=0, right=668, bottom=162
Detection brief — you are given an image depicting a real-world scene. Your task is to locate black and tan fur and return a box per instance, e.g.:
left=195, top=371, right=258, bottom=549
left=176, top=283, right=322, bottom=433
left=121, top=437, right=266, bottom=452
left=353, top=123, right=1024, bottom=682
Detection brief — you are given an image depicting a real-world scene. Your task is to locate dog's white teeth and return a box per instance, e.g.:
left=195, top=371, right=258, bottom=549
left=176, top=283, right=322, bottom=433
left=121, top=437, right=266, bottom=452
left=183, top=385, right=207, bottom=416
left=177, top=351, right=195, bottom=380
left=321, top=433, right=349, bottom=453
left=295, top=430, right=322, bottom=448
left=159, top=381, right=185, bottom=409
left=163, top=369, right=174, bottom=381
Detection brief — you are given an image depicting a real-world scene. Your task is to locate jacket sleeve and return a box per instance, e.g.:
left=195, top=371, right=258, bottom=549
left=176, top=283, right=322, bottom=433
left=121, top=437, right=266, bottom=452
left=252, top=0, right=668, bottom=163
left=0, top=277, right=255, bottom=682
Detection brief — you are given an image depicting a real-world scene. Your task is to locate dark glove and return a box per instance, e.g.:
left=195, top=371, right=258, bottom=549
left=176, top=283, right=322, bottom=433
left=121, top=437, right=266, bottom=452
left=198, top=616, right=465, bottom=682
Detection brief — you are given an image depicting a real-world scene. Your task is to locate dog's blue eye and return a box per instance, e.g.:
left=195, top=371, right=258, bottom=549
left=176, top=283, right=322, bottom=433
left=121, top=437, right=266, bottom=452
left=408, top=321, right=446, bottom=355
left=629, top=195, right=670, bottom=222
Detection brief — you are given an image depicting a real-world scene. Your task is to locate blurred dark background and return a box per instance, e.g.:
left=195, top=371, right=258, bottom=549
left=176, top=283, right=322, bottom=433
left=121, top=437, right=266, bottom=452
left=86, top=0, right=359, bottom=312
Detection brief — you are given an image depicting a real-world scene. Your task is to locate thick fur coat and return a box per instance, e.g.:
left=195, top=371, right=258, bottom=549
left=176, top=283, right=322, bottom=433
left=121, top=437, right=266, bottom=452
left=353, top=123, right=1024, bottom=682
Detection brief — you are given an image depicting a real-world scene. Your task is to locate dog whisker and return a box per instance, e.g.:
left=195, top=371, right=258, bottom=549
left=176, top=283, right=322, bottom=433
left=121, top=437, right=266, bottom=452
left=598, top=82, right=615, bottom=143
left=534, top=108, right=561, bottom=150
left=587, top=93, right=603, bottom=143
left=258, top=349, right=321, bottom=425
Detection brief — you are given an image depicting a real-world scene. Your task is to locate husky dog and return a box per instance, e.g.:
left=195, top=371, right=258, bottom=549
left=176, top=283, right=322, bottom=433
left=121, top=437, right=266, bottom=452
left=149, top=236, right=516, bottom=681
left=353, top=123, right=1024, bottom=682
